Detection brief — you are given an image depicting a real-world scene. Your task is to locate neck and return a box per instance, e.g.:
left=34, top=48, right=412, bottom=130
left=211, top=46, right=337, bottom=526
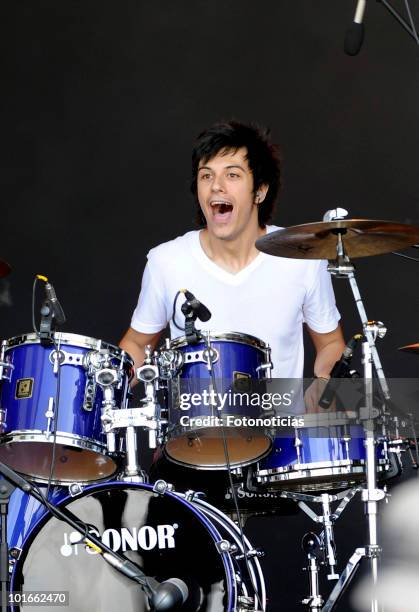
left=200, top=222, right=267, bottom=274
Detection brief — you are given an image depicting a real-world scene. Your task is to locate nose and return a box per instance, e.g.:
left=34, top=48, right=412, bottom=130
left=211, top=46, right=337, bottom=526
left=210, top=173, right=226, bottom=193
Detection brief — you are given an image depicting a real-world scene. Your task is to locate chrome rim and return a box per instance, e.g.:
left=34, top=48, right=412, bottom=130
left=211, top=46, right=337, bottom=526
left=170, top=331, right=268, bottom=351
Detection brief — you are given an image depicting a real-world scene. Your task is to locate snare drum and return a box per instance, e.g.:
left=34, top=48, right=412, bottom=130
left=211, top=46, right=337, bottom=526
left=256, top=413, right=391, bottom=492
left=0, top=333, right=132, bottom=484
left=10, top=481, right=266, bottom=611
left=162, top=332, right=273, bottom=469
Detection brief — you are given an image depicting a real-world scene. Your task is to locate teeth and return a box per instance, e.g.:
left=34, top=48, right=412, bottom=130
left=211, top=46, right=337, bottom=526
left=210, top=201, right=233, bottom=214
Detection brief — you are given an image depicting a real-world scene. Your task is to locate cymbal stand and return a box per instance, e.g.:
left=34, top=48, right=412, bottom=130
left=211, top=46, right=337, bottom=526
left=321, top=343, right=386, bottom=612
left=321, top=215, right=389, bottom=610
left=278, top=486, right=361, bottom=611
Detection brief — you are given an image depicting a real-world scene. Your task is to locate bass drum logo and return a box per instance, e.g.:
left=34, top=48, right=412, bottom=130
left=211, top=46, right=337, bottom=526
left=60, top=523, right=178, bottom=557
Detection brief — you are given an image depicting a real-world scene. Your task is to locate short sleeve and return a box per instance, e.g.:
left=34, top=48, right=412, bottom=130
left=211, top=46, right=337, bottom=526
left=130, top=258, right=169, bottom=333
left=303, top=260, right=341, bottom=333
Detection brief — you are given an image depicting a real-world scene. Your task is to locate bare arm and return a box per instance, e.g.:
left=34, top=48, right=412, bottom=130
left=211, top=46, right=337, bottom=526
left=307, top=324, right=346, bottom=378
left=119, top=326, right=165, bottom=373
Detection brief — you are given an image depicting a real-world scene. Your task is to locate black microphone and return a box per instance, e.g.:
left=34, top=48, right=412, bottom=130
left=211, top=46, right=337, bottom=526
left=182, top=290, right=211, bottom=322
left=45, top=281, right=66, bottom=325
left=151, top=578, right=188, bottom=611
left=344, top=0, right=367, bottom=56
left=318, top=335, right=362, bottom=409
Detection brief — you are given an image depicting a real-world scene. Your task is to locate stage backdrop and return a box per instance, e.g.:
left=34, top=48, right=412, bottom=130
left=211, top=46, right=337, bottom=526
left=2, top=2, right=419, bottom=610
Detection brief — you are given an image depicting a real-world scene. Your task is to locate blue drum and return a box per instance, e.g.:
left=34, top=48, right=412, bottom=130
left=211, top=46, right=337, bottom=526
left=256, top=414, right=391, bottom=492
left=0, top=333, right=132, bottom=484
left=9, top=481, right=265, bottom=611
left=163, top=332, right=273, bottom=469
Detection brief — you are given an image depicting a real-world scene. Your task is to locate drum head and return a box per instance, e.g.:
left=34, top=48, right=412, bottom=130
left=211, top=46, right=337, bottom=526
left=11, top=482, right=235, bottom=611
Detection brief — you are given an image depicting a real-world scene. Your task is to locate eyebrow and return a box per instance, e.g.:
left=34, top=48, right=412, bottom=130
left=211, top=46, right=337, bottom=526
left=198, top=164, right=247, bottom=172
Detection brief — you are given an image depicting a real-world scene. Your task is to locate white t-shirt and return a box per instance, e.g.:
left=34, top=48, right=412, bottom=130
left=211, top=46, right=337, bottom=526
left=131, top=225, right=340, bottom=378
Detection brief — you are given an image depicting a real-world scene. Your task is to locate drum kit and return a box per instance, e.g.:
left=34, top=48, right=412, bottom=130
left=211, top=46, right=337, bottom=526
left=0, top=209, right=418, bottom=611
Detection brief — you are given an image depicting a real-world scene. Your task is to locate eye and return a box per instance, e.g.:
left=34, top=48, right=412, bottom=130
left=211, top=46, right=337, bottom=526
left=199, top=172, right=212, bottom=181
left=227, top=172, right=240, bottom=178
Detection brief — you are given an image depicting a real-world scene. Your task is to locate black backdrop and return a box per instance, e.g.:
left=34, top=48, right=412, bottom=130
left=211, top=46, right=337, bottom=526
left=2, top=2, right=419, bottom=610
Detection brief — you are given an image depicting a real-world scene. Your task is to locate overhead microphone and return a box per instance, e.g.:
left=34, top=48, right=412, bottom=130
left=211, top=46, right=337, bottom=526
left=344, top=0, right=367, bottom=56
left=45, top=281, right=66, bottom=325
left=181, top=289, right=211, bottom=322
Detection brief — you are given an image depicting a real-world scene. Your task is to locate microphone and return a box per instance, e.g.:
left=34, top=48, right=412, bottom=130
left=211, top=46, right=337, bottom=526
left=344, top=0, right=367, bottom=56
left=318, top=334, right=362, bottom=409
left=151, top=578, right=188, bottom=611
left=45, top=281, right=66, bottom=325
left=181, top=290, right=211, bottom=322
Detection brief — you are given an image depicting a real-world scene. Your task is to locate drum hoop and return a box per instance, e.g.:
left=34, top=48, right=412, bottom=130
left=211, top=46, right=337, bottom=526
left=170, top=331, right=268, bottom=351
left=4, top=332, right=132, bottom=364
left=11, top=480, right=236, bottom=609
left=186, top=494, right=266, bottom=608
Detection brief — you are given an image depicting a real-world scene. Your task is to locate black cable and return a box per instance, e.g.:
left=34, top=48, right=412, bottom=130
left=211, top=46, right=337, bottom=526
left=392, top=251, right=419, bottom=262
left=204, top=334, right=264, bottom=611
left=46, top=334, right=62, bottom=499
left=171, top=291, right=185, bottom=331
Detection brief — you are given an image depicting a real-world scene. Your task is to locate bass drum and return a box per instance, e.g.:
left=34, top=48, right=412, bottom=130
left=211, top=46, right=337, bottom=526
left=10, top=481, right=265, bottom=612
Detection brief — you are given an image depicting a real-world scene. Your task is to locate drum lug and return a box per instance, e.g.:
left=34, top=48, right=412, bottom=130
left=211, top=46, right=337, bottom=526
left=153, top=479, right=174, bottom=496
left=0, top=360, right=14, bottom=383
left=256, top=345, right=273, bottom=380
left=44, top=397, right=55, bottom=437
left=0, top=409, right=7, bottom=433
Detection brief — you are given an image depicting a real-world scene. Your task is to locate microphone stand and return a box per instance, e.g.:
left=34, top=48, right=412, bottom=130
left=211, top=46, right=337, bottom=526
left=0, top=462, right=157, bottom=607
left=181, top=301, right=202, bottom=345
left=0, top=479, right=14, bottom=612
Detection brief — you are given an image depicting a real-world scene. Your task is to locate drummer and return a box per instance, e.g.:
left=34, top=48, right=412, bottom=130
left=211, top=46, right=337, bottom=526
left=119, top=120, right=345, bottom=408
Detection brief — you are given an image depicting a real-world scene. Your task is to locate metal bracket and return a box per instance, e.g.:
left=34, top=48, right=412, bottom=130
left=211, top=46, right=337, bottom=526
left=182, top=347, right=219, bottom=366
left=152, top=480, right=173, bottom=496
left=101, top=407, right=163, bottom=433
left=68, top=482, right=84, bottom=497
left=361, top=488, right=386, bottom=502
left=49, top=349, right=84, bottom=370
left=215, top=539, right=232, bottom=554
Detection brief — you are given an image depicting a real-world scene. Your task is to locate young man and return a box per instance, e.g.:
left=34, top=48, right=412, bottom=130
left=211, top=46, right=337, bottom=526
left=120, top=121, right=344, bottom=393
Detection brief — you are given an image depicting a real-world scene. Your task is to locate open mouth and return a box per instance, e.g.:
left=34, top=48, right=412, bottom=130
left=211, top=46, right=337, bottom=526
left=210, top=200, right=234, bottom=222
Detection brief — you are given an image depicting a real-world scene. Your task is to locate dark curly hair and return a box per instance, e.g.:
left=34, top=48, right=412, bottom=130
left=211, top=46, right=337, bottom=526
left=191, top=120, right=282, bottom=228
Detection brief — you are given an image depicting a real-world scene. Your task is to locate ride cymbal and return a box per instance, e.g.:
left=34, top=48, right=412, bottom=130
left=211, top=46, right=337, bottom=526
left=256, top=219, right=419, bottom=259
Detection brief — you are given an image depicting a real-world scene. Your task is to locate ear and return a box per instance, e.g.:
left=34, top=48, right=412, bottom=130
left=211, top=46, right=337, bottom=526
left=255, top=184, right=269, bottom=204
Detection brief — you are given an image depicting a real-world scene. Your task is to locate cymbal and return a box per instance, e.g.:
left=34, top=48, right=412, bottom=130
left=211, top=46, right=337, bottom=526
left=398, top=343, right=419, bottom=354
left=256, top=219, right=419, bottom=259
left=0, top=260, right=11, bottom=278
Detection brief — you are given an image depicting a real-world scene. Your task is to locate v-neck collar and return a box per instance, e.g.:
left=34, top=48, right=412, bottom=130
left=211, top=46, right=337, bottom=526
left=188, top=226, right=276, bottom=286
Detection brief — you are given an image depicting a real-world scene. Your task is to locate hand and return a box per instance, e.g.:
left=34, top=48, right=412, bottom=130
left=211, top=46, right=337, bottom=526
left=304, top=377, right=336, bottom=413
